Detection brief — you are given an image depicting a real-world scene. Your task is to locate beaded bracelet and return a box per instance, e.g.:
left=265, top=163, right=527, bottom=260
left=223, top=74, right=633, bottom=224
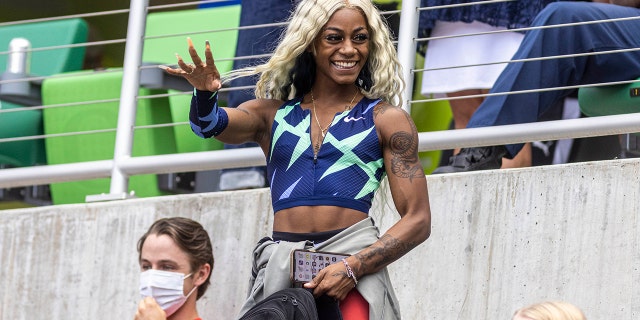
left=342, top=258, right=358, bottom=286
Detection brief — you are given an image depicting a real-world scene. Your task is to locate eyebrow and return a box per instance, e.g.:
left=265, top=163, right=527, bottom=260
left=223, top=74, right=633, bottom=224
left=323, top=26, right=367, bottom=33
left=139, top=258, right=178, bottom=265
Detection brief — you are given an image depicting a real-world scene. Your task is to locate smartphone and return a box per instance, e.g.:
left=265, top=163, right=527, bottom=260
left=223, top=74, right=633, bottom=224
left=290, top=249, right=350, bottom=286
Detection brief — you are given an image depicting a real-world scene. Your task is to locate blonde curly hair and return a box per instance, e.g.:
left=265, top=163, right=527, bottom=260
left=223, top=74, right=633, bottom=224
left=223, top=0, right=404, bottom=106
left=514, top=301, right=586, bottom=320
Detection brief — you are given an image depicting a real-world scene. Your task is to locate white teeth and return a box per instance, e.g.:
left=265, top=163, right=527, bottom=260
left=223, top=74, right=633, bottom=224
left=333, top=61, right=356, bottom=69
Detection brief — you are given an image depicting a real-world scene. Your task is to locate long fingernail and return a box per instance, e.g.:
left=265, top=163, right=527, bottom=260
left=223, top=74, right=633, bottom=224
left=175, top=53, right=181, bottom=60
left=187, top=37, right=193, bottom=46
left=205, top=40, right=210, bottom=49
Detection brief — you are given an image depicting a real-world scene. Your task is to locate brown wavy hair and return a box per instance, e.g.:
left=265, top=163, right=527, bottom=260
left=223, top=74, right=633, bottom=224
left=137, top=217, right=214, bottom=299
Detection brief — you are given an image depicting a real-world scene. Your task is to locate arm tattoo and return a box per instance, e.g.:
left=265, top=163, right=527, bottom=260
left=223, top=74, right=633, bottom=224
left=389, top=112, right=423, bottom=182
left=353, top=234, right=417, bottom=275
left=374, top=104, right=424, bottom=181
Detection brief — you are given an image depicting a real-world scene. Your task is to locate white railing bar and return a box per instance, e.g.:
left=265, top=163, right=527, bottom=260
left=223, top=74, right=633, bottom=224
left=148, top=0, right=233, bottom=11
left=0, top=39, right=128, bottom=57
left=0, top=160, right=114, bottom=189
left=396, top=0, right=419, bottom=112
left=4, top=76, right=638, bottom=144
left=3, top=113, right=639, bottom=189
left=0, top=83, right=253, bottom=117
left=0, top=96, right=121, bottom=113
left=418, top=0, right=514, bottom=12
left=416, top=14, right=640, bottom=43
left=0, top=68, right=123, bottom=86
left=0, top=9, right=130, bottom=27
left=412, top=78, right=640, bottom=105
left=120, top=146, right=265, bottom=175
left=109, top=0, right=149, bottom=196
left=0, top=128, right=117, bottom=143
left=143, top=21, right=289, bottom=41
left=414, top=46, right=640, bottom=73
left=418, top=112, right=640, bottom=152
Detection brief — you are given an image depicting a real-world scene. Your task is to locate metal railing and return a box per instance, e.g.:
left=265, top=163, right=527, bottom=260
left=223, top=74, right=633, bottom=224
left=1, top=0, right=639, bottom=202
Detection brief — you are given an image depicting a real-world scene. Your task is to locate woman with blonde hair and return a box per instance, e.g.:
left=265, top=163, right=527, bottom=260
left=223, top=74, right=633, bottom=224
left=513, top=301, right=587, bottom=320
left=163, top=0, right=431, bottom=319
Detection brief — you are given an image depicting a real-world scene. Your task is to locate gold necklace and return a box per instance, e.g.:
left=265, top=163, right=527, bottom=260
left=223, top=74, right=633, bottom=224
left=311, top=89, right=359, bottom=137
left=311, top=90, right=330, bottom=139
left=311, top=89, right=359, bottom=155
left=344, top=89, right=359, bottom=111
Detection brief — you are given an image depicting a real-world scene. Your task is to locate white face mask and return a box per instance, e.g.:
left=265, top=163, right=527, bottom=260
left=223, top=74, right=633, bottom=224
left=139, top=269, right=198, bottom=317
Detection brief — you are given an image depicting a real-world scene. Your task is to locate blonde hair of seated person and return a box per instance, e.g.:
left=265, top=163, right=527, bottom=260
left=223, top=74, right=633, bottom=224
left=513, top=301, right=586, bottom=320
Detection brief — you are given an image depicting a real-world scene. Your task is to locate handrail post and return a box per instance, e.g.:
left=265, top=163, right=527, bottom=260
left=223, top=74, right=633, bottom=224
left=396, top=0, right=420, bottom=113
left=93, top=0, right=148, bottom=202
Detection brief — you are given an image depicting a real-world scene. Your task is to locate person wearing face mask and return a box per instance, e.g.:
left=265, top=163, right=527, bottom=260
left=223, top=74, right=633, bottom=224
left=134, top=217, right=214, bottom=320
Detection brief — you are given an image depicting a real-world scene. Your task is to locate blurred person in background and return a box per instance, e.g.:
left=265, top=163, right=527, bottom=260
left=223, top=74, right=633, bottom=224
left=432, top=1, right=640, bottom=173
left=513, top=300, right=587, bottom=320
left=419, top=0, right=571, bottom=169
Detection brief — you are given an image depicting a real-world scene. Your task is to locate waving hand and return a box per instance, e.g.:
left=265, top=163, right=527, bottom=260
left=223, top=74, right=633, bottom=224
left=162, top=37, right=222, bottom=92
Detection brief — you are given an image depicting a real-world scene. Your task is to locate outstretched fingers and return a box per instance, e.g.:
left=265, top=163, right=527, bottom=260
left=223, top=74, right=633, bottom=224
left=175, top=53, right=193, bottom=74
left=205, top=40, right=215, bottom=66
left=187, top=37, right=204, bottom=67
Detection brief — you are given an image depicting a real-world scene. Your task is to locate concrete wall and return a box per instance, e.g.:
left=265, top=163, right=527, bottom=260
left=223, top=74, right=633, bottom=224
left=1, top=159, right=638, bottom=319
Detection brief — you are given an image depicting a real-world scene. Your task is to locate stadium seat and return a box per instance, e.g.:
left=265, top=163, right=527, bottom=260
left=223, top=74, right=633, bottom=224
left=578, top=77, right=640, bottom=157
left=142, top=5, right=241, bottom=154
left=0, top=18, right=88, bottom=168
left=40, top=6, right=242, bottom=203
left=41, top=69, right=177, bottom=204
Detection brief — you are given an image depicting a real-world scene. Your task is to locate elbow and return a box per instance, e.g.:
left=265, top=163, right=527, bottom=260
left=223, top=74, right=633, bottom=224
left=420, top=219, right=431, bottom=243
left=413, top=211, right=432, bottom=244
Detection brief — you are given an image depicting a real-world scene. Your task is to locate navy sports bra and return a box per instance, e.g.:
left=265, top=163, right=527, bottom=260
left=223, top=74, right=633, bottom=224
left=267, top=96, right=386, bottom=214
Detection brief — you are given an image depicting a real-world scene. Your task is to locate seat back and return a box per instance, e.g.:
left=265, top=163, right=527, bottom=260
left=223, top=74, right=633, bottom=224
left=578, top=78, right=640, bottom=157
left=578, top=78, right=640, bottom=117
left=0, top=18, right=87, bottom=76
left=143, top=6, right=241, bottom=153
left=42, top=69, right=177, bottom=204
left=0, top=18, right=88, bottom=168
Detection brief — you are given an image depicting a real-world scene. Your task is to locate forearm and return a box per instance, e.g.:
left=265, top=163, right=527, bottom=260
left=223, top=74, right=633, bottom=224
left=349, top=213, right=430, bottom=279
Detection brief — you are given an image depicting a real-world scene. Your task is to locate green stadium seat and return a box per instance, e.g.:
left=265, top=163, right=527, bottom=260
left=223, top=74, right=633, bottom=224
left=39, top=6, right=242, bottom=203
left=42, top=69, right=177, bottom=204
left=578, top=77, right=640, bottom=156
left=142, top=5, right=241, bottom=154
left=578, top=78, right=640, bottom=117
left=0, top=18, right=88, bottom=168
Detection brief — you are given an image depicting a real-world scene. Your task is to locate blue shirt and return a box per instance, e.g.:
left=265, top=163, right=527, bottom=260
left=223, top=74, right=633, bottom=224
left=267, top=97, right=386, bottom=214
left=419, top=0, right=558, bottom=31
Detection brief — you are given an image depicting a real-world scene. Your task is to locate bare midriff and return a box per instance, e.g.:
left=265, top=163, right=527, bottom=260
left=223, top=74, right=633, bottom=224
left=273, top=206, right=368, bottom=233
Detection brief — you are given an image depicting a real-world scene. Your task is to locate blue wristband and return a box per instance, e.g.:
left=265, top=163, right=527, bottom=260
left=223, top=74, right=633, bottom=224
left=190, top=89, right=229, bottom=138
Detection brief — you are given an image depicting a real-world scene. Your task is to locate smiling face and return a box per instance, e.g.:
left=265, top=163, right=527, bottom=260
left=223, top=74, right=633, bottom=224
left=311, top=7, right=370, bottom=86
